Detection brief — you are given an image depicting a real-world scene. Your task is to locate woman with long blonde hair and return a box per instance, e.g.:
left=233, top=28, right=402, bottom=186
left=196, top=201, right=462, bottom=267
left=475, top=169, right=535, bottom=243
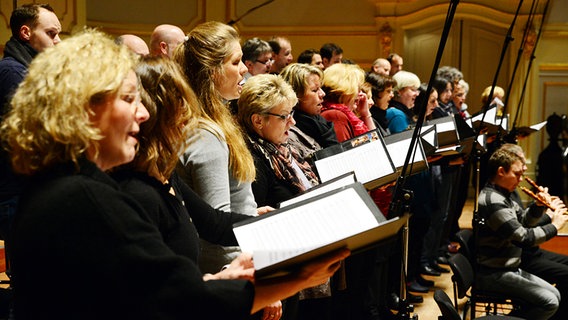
left=174, top=20, right=263, bottom=273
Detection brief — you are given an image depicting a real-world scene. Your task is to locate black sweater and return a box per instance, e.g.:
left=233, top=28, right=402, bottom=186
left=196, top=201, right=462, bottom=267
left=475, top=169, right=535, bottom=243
left=11, top=159, right=253, bottom=319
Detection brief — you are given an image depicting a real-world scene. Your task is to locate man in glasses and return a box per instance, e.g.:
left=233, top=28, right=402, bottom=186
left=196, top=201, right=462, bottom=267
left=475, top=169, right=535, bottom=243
left=242, top=37, right=273, bottom=83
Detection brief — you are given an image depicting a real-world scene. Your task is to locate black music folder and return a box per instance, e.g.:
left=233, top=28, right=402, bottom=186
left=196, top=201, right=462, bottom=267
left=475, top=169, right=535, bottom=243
left=426, top=115, right=460, bottom=147
left=469, top=107, right=509, bottom=136
left=233, top=182, right=407, bottom=279
left=516, top=120, right=547, bottom=138
left=422, top=115, right=476, bottom=157
left=420, top=124, right=438, bottom=156
left=310, top=130, right=398, bottom=190
left=383, top=129, right=429, bottom=176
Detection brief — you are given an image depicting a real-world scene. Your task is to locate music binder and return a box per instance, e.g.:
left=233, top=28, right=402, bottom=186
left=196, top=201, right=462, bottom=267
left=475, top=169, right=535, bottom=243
left=454, top=113, right=475, bottom=140
left=515, top=120, right=547, bottom=138
left=426, top=115, right=460, bottom=147
left=420, top=125, right=438, bottom=156
left=421, top=115, right=476, bottom=158
left=383, top=129, right=429, bottom=176
left=310, top=130, right=397, bottom=190
left=232, top=182, right=407, bottom=279
left=470, top=107, right=509, bottom=136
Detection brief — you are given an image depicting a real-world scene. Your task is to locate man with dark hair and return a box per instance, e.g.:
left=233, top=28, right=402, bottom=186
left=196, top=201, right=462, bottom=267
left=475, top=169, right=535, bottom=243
left=297, top=49, right=323, bottom=70
left=476, top=145, right=568, bottom=319
left=0, top=3, right=61, bottom=113
left=0, top=4, right=61, bottom=317
left=268, top=36, right=292, bottom=74
left=387, top=53, right=403, bottom=76
left=319, top=43, right=343, bottom=69
left=1, top=2, right=61, bottom=220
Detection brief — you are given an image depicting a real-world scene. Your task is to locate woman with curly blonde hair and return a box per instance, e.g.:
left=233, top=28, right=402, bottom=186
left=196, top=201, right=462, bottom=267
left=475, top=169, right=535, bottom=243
left=1, top=29, right=348, bottom=320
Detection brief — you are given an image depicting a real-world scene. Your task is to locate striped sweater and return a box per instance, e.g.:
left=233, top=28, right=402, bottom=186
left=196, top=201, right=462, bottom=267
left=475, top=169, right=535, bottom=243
left=476, top=183, right=556, bottom=271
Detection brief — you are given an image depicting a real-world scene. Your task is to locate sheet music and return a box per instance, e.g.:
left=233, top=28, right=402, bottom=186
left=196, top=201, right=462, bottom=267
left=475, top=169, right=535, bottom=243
left=315, top=139, right=394, bottom=184
left=386, top=138, right=425, bottom=168
left=436, top=145, right=460, bottom=154
left=279, top=173, right=356, bottom=208
left=436, top=120, right=456, bottom=133
left=471, top=107, right=497, bottom=125
left=421, top=128, right=436, bottom=147
left=530, top=120, right=547, bottom=131
left=477, top=134, right=486, bottom=148
left=233, top=187, right=380, bottom=270
left=500, top=115, right=508, bottom=130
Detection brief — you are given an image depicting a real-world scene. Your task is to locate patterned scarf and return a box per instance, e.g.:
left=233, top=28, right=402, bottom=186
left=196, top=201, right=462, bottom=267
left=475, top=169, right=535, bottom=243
left=321, top=101, right=369, bottom=136
left=247, top=134, right=319, bottom=193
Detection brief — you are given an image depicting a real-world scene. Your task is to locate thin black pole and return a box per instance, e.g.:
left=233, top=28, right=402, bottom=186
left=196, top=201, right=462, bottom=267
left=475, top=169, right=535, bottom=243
left=389, top=0, right=460, bottom=218
left=227, top=0, right=276, bottom=26
left=506, top=0, right=551, bottom=142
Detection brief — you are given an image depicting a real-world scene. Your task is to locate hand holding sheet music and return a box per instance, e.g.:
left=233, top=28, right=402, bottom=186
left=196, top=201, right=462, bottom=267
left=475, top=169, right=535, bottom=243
left=232, top=183, right=407, bottom=278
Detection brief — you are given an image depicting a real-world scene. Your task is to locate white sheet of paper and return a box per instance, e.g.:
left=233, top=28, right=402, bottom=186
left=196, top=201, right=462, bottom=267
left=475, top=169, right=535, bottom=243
left=436, top=120, right=456, bottom=133
left=471, top=107, right=497, bottom=124
left=420, top=125, right=436, bottom=146
left=279, top=173, right=356, bottom=208
left=530, top=120, right=547, bottom=131
left=233, top=188, right=379, bottom=270
left=386, top=139, right=425, bottom=168
left=436, top=145, right=460, bottom=153
left=315, top=140, right=394, bottom=184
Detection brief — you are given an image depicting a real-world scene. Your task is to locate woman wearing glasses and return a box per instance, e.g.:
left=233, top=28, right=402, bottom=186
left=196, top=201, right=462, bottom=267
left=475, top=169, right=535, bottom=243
left=238, top=74, right=333, bottom=320
left=237, top=74, right=319, bottom=209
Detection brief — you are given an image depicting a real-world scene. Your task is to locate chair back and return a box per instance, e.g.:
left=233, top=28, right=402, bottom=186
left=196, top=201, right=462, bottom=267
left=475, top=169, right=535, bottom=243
left=448, top=253, right=474, bottom=299
left=454, top=229, right=474, bottom=264
left=434, top=289, right=462, bottom=320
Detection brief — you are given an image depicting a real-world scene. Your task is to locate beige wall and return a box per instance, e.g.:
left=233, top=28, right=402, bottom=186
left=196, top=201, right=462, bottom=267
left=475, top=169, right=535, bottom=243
left=1, top=0, right=566, bottom=182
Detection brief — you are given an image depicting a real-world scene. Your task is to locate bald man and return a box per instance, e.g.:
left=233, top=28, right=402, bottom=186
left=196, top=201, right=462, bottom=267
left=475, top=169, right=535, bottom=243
left=370, top=58, right=391, bottom=77
left=115, top=34, right=149, bottom=56
left=150, top=24, right=185, bottom=58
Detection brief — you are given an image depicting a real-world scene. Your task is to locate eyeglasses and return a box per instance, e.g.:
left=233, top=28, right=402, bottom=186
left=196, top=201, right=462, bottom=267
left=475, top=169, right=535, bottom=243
left=255, top=59, right=273, bottom=66
left=263, top=110, right=295, bottom=121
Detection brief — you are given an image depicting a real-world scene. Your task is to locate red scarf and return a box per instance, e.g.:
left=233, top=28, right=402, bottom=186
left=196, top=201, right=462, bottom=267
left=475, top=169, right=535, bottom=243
left=321, top=102, right=369, bottom=137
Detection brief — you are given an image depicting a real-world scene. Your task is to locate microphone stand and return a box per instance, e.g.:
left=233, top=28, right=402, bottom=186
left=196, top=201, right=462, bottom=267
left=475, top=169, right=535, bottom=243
left=390, top=1, right=460, bottom=319
left=227, top=0, right=276, bottom=26
left=505, top=0, right=551, bottom=143
left=470, top=0, right=524, bottom=277
left=474, top=0, right=523, bottom=148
